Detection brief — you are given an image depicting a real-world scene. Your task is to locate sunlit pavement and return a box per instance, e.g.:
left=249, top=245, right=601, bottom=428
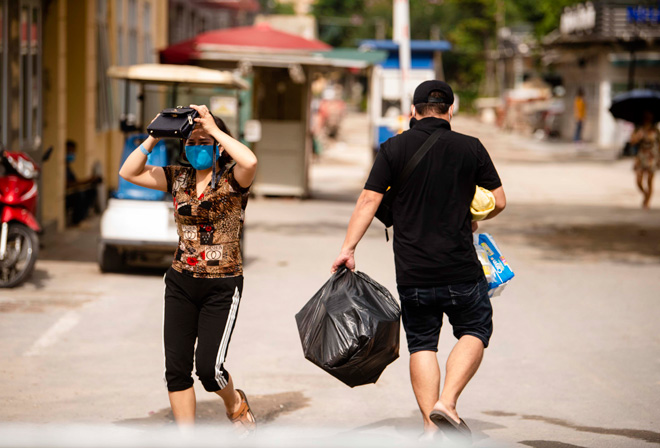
left=0, top=112, right=658, bottom=447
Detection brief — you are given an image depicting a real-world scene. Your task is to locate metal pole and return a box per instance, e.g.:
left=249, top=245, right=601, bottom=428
left=172, top=82, right=179, bottom=107
left=628, top=50, right=636, bottom=91
left=393, top=0, right=411, bottom=126
left=138, top=82, right=145, bottom=132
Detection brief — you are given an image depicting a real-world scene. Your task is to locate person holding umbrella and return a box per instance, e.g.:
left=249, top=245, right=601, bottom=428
left=630, top=110, right=660, bottom=209
left=609, top=89, right=660, bottom=208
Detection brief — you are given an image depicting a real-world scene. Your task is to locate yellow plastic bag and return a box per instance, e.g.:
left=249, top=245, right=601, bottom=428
left=471, top=186, right=495, bottom=221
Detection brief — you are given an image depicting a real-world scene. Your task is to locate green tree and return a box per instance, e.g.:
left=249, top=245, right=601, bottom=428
left=313, top=0, right=391, bottom=47
left=310, top=0, right=580, bottom=106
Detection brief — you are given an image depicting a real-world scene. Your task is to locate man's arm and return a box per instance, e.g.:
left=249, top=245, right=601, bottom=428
left=331, top=189, right=384, bottom=272
left=483, top=186, right=506, bottom=220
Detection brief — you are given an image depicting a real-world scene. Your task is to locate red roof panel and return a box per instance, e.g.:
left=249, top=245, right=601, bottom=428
left=161, top=23, right=331, bottom=65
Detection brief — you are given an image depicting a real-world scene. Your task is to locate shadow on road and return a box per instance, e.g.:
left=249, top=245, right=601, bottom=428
left=345, top=411, right=506, bottom=444
left=484, top=411, right=660, bottom=445
left=519, top=441, right=588, bottom=448
left=114, top=391, right=310, bottom=427
left=485, top=203, right=660, bottom=263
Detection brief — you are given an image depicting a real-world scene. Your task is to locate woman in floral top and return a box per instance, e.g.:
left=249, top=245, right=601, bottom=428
left=630, top=110, right=660, bottom=209
left=119, top=104, right=257, bottom=435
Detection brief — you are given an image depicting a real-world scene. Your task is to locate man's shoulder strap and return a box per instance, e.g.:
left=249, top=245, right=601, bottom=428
left=383, top=127, right=447, bottom=205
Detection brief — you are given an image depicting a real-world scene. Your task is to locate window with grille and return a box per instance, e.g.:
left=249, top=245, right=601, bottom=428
left=143, top=2, right=154, bottom=63
left=19, top=1, right=41, bottom=151
left=97, top=0, right=114, bottom=131
left=0, top=0, right=5, bottom=146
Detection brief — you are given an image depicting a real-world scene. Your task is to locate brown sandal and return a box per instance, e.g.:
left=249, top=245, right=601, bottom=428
left=226, top=389, right=256, bottom=437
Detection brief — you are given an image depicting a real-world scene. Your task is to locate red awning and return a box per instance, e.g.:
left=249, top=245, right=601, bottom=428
left=193, top=0, right=260, bottom=12
left=161, top=23, right=331, bottom=64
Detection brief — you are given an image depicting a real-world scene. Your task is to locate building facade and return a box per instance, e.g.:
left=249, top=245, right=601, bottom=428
left=1, top=0, right=168, bottom=232
left=167, top=0, right=258, bottom=45
left=544, top=1, right=660, bottom=148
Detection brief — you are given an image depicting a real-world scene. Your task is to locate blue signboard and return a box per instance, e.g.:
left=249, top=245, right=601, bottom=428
left=627, top=5, right=660, bottom=24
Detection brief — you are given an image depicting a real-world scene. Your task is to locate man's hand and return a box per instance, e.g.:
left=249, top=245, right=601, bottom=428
left=472, top=221, right=479, bottom=233
left=331, top=189, right=383, bottom=274
left=331, top=249, right=355, bottom=273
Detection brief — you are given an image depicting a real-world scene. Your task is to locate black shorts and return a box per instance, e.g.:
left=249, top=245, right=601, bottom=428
left=397, top=276, right=493, bottom=353
left=163, top=267, right=243, bottom=392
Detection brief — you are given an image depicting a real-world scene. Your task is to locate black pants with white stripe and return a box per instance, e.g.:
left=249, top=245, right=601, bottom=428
left=163, top=267, right=243, bottom=392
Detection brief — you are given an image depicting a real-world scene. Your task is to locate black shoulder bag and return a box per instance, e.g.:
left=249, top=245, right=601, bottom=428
left=147, top=107, right=221, bottom=189
left=147, top=107, right=199, bottom=139
left=374, top=128, right=446, bottom=240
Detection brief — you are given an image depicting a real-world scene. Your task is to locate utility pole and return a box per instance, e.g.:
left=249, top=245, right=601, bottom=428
left=393, top=0, right=411, bottom=127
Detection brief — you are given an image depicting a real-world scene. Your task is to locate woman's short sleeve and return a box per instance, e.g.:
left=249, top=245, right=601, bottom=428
left=163, top=166, right=179, bottom=194
left=226, top=164, right=251, bottom=193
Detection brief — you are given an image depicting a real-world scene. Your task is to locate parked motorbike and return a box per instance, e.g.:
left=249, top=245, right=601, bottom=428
left=0, top=146, right=50, bottom=288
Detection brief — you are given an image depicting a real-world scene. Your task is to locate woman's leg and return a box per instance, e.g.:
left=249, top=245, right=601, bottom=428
left=195, top=276, right=255, bottom=434
left=163, top=269, right=200, bottom=426
left=644, top=171, right=654, bottom=209
left=195, top=277, right=244, bottom=410
left=215, top=373, right=241, bottom=415
left=169, top=387, right=196, bottom=426
left=636, top=169, right=645, bottom=194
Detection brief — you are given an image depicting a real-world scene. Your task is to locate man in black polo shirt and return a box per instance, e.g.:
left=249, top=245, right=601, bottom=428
left=332, top=80, right=506, bottom=441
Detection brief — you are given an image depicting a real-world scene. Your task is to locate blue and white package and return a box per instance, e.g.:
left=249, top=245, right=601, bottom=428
left=473, top=233, right=514, bottom=297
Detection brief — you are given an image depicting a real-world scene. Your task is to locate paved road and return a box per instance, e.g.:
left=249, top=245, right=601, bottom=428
left=0, top=113, right=658, bottom=448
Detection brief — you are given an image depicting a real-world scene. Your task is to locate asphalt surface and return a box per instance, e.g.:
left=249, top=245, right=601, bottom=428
left=0, top=113, right=658, bottom=448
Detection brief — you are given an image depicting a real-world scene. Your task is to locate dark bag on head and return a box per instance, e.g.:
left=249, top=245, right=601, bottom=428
left=295, top=267, right=400, bottom=388
left=147, top=107, right=199, bottom=140
left=374, top=128, right=446, bottom=231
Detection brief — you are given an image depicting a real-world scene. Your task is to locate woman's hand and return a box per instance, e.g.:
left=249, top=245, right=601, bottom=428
left=147, top=114, right=161, bottom=142
left=190, top=104, right=220, bottom=135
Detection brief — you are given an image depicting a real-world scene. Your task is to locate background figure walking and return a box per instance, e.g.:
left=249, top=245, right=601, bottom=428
left=118, top=105, right=257, bottom=435
left=332, top=81, right=506, bottom=442
left=574, top=88, right=586, bottom=142
left=630, top=110, right=660, bottom=209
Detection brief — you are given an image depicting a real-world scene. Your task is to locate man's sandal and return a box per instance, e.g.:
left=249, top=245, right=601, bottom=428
left=227, top=389, right=256, bottom=437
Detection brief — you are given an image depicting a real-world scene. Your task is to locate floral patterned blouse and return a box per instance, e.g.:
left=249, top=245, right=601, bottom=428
left=163, top=164, right=249, bottom=278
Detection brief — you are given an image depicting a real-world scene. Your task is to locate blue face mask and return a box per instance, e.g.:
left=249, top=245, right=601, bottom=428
left=66, top=153, right=75, bottom=163
left=185, top=144, right=214, bottom=170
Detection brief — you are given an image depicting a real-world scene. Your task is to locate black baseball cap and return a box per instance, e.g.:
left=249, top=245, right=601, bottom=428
left=413, top=80, right=454, bottom=106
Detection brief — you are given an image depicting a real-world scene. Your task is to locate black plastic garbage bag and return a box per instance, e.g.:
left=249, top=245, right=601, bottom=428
left=295, top=267, right=400, bottom=387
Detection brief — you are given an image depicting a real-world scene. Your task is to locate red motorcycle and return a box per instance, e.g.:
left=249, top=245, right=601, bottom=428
left=0, top=147, right=46, bottom=287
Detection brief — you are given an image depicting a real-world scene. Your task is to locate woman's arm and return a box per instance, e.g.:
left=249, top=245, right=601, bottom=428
left=190, top=104, right=257, bottom=188
left=118, top=135, right=168, bottom=192
left=629, top=128, right=644, bottom=145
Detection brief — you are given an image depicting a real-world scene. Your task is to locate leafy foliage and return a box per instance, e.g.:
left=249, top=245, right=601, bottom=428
left=310, top=0, right=582, bottom=104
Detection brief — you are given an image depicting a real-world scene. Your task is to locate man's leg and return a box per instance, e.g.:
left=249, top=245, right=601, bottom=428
left=410, top=351, right=441, bottom=433
left=433, top=335, right=484, bottom=423
left=397, top=286, right=444, bottom=434
left=434, top=278, right=492, bottom=424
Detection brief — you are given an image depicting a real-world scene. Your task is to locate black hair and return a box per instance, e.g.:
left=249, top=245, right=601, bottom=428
left=415, top=91, right=451, bottom=117
left=213, top=115, right=233, bottom=166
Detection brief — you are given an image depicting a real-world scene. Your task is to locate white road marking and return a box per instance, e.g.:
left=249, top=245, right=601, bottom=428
left=24, top=310, right=81, bottom=357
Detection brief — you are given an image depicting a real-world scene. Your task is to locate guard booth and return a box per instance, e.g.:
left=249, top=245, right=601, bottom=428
left=161, top=24, right=382, bottom=197
left=98, top=64, right=248, bottom=271
left=359, top=40, right=451, bottom=153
